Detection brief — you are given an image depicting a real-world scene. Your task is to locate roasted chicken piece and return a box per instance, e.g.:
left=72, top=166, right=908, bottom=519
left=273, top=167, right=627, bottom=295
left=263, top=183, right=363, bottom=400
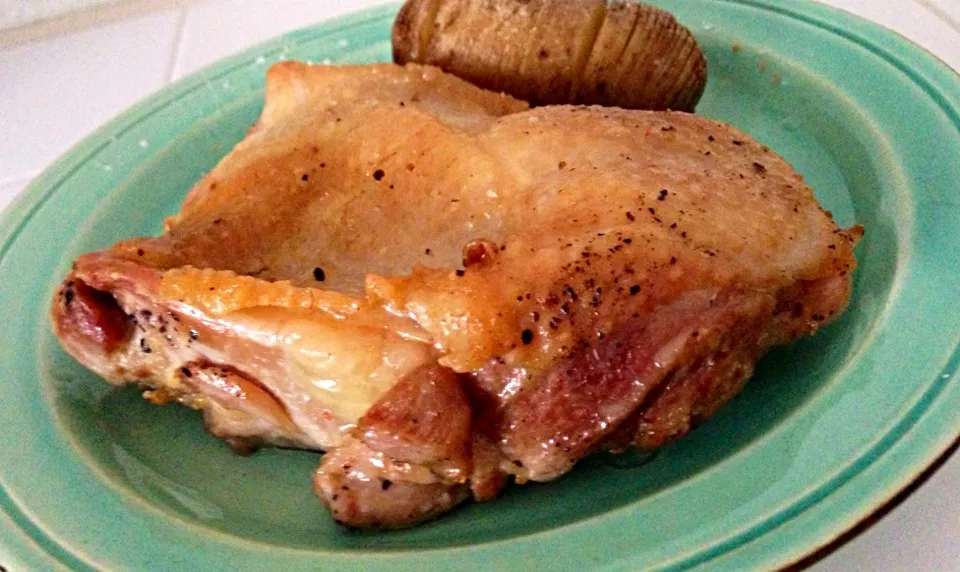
left=51, top=62, right=860, bottom=528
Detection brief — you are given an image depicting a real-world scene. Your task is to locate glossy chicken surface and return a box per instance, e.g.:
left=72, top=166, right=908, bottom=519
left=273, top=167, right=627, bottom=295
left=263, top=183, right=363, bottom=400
left=51, top=62, right=860, bottom=528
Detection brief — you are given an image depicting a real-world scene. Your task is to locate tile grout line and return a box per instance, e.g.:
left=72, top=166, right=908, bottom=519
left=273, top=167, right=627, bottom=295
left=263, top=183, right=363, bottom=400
left=912, top=0, right=960, bottom=35
left=0, top=0, right=195, bottom=49
left=164, top=5, right=188, bottom=83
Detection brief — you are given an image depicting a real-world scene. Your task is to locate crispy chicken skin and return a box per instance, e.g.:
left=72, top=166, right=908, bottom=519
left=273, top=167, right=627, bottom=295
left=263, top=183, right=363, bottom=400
left=51, top=62, right=860, bottom=527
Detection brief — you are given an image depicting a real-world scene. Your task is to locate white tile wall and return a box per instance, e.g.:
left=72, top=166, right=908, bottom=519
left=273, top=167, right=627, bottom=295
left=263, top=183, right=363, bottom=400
left=0, top=0, right=113, bottom=28
left=0, top=0, right=118, bottom=30
left=171, top=0, right=389, bottom=78
left=0, top=0, right=957, bottom=569
left=0, top=8, right=181, bottom=181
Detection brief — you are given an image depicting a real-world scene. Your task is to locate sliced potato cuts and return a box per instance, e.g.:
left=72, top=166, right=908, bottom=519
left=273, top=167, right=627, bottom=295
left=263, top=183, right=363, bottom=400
left=393, top=0, right=707, bottom=111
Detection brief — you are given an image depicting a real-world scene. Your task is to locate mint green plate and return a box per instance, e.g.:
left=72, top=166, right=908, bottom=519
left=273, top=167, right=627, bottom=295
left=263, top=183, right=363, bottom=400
left=2, top=1, right=959, bottom=570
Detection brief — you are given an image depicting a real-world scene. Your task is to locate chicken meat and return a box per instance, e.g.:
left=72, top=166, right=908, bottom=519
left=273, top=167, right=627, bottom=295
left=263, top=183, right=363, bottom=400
left=51, top=62, right=860, bottom=528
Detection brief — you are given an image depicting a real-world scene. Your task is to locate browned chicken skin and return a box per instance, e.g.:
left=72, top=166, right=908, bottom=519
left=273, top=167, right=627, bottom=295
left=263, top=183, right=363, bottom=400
left=51, top=62, right=860, bottom=528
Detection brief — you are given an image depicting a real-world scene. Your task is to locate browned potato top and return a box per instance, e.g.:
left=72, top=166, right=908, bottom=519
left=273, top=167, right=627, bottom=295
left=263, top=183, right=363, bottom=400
left=393, top=0, right=707, bottom=111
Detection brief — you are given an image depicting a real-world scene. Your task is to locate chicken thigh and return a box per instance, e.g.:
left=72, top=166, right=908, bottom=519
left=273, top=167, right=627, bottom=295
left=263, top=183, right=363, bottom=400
left=52, top=62, right=860, bottom=528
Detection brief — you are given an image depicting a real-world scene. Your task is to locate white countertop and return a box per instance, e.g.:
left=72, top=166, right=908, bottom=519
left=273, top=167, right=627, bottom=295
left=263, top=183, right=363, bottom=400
left=1, top=1, right=957, bottom=570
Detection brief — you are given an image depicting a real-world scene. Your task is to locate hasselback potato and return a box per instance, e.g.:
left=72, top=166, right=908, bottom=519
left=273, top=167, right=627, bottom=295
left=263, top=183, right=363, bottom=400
left=393, top=0, right=707, bottom=111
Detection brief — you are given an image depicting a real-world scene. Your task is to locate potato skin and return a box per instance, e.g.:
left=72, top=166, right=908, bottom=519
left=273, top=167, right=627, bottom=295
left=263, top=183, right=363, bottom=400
left=393, top=0, right=440, bottom=64
left=576, top=1, right=642, bottom=105
left=392, top=0, right=707, bottom=111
